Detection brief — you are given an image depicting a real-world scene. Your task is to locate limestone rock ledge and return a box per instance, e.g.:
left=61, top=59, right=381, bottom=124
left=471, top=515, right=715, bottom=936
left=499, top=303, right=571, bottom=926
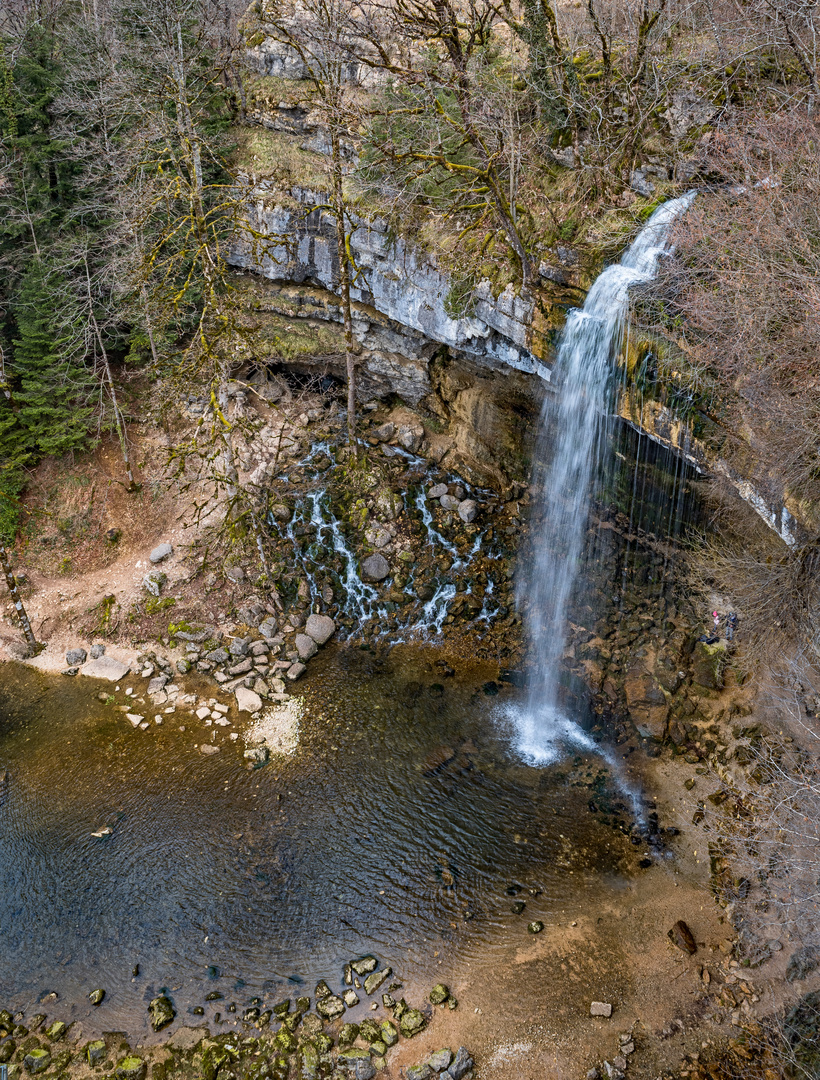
left=229, top=184, right=551, bottom=383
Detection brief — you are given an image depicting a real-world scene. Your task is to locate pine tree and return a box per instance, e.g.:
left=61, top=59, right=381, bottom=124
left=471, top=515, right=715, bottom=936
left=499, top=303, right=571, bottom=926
left=11, top=261, right=95, bottom=458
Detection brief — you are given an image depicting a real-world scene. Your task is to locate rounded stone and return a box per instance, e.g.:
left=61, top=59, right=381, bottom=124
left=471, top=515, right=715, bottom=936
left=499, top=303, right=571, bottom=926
left=304, top=614, right=335, bottom=645
left=149, top=543, right=173, bottom=564
left=457, top=499, right=477, bottom=523
left=362, top=554, right=390, bottom=582
left=89, top=988, right=105, bottom=1006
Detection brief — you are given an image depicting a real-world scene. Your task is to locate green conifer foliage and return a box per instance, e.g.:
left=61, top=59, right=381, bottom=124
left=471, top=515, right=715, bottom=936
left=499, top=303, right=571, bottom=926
left=11, top=262, right=95, bottom=458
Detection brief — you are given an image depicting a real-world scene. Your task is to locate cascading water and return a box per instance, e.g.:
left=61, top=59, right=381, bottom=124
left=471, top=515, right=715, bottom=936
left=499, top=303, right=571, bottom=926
left=514, top=192, right=695, bottom=765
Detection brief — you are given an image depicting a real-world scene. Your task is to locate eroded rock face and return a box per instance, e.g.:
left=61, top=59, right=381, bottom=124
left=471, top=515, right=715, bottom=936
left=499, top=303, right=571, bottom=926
left=624, top=665, right=670, bottom=740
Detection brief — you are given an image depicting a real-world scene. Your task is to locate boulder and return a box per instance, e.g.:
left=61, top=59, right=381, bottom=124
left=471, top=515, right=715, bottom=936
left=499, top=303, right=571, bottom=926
left=88, top=989, right=105, bottom=1006
left=66, top=648, right=87, bottom=666
left=270, top=504, right=292, bottom=523
left=447, top=1048, right=474, bottom=1080
left=372, top=421, right=395, bottom=442
left=624, top=667, right=670, bottom=740
left=86, top=1041, right=106, bottom=1065
left=286, top=662, right=306, bottom=681
left=364, top=967, right=391, bottom=995
left=235, top=687, right=262, bottom=713
left=295, top=634, right=318, bottom=661
left=362, top=554, right=390, bottom=582
left=691, top=641, right=725, bottom=690
left=143, top=571, right=167, bottom=597
left=439, top=494, right=460, bottom=511
left=149, top=543, right=173, bottom=564
left=427, top=1049, right=453, bottom=1071
left=315, top=995, right=345, bottom=1021
left=407, top=1067, right=433, bottom=1080
left=399, top=1008, right=427, bottom=1038
left=148, top=995, right=176, bottom=1031
left=305, top=614, right=335, bottom=645
left=80, top=656, right=130, bottom=681
left=397, top=424, right=423, bottom=452
left=351, top=956, right=378, bottom=975
left=380, top=1020, right=398, bottom=1047
left=374, top=489, right=403, bottom=522
left=457, top=499, right=477, bottom=523
left=428, top=484, right=448, bottom=499
left=23, top=1049, right=51, bottom=1074
left=116, top=1057, right=146, bottom=1080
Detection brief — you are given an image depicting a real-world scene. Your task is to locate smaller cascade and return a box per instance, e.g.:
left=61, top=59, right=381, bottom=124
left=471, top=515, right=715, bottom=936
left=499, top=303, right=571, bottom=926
left=513, top=192, right=695, bottom=765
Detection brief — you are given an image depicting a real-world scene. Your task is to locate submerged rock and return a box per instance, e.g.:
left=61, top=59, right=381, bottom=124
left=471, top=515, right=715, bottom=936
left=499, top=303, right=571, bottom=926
left=88, top=988, right=105, bottom=1006
left=148, top=994, right=176, bottom=1031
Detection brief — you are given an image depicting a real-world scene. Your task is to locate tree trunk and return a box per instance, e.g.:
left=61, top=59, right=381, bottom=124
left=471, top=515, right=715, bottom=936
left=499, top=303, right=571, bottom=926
left=0, top=545, right=38, bottom=653
left=331, top=125, right=358, bottom=450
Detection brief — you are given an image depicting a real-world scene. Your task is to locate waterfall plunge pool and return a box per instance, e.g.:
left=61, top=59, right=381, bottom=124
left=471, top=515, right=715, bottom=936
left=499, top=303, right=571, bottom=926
left=0, top=646, right=671, bottom=1043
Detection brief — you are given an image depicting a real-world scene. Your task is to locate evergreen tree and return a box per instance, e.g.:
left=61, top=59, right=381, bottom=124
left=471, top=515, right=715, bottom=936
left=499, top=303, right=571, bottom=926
left=11, top=260, right=95, bottom=458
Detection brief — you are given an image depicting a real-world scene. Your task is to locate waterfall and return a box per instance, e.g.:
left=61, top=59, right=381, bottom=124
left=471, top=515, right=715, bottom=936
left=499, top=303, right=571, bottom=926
left=514, top=193, right=695, bottom=764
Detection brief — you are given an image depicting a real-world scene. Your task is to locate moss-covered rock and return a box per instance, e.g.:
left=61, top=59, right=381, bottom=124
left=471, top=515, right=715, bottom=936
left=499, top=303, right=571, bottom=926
left=691, top=641, right=726, bottom=691
left=115, top=1056, right=146, bottom=1080
left=86, top=1041, right=106, bottom=1067
left=23, top=1049, right=51, bottom=1074
left=148, top=997, right=176, bottom=1033
left=399, top=1009, right=427, bottom=1038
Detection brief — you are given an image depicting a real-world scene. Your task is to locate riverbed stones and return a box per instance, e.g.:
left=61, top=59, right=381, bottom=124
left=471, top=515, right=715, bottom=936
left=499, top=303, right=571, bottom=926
left=116, top=1056, right=146, bottom=1080
left=149, top=543, right=173, bottom=564
left=362, top=554, right=390, bottom=582
left=429, top=984, right=450, bottom=1005
left=23, top=1049, right=51, bottom=1074
left=372, top=421, right=395, bottom=442
left=439, top=494, right=460, bottom=511
left=428, top=484, right=448, bottom=499
left=380, top=1019, right=398, bottom=1046
left=82, top=654, right=131, bottom=681
left=295, top=634, right=318, bottom=660
left=235, top=687, right=262, bottom=713
left=427, top=1049, right=453, bottom=1071
left=315, top=995, right=345, bottom=1020
left=399, top=1008, right=427, bottom=1038
left=89, top=988, right=105, bottom=1005
left=407, top=1067, right=433, bottom=1080
left=90, top=643, right=105, bottom=659
left=86, top=1040, right=106, bottom=1065
left=148, top=994, right=176, bottom=1031
left=286, top=662, right=306, bottom=680
left=447, top=1048, right=474, bottom=1080
left=200, top=744, right=220, bottom=755
left=305, top=614, right=335, bottom=645
left=343, top=990, right=359, bottom=1007
left=528, top=921, right=544, bottom=933
left=0, top=1039, right=15, bottom=1063
left=590, top=1002, right=613, bottom=1017
left=351, top=956, right=378, bottom=975
left=65, top=648, right=87, bottom=666
left=364, top=967, right=391, bottom=995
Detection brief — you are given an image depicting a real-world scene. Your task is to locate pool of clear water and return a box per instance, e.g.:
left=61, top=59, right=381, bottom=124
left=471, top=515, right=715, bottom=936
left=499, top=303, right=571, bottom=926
left=0, top=647, right=645, bottom=1040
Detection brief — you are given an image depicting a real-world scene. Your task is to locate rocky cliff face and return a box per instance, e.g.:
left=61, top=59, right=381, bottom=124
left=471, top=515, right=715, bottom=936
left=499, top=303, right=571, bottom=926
left=231, top=184, right=549, bottom=382
left=230, top=182, right=805, bottom=546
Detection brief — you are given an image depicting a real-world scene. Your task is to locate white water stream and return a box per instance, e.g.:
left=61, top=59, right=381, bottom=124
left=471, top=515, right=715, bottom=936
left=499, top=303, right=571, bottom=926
left=513, top=193, right=695, bottom=765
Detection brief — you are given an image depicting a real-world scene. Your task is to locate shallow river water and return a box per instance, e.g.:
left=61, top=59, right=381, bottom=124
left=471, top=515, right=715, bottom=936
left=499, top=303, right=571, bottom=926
left=0, top=648, right=649, bottom=1041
